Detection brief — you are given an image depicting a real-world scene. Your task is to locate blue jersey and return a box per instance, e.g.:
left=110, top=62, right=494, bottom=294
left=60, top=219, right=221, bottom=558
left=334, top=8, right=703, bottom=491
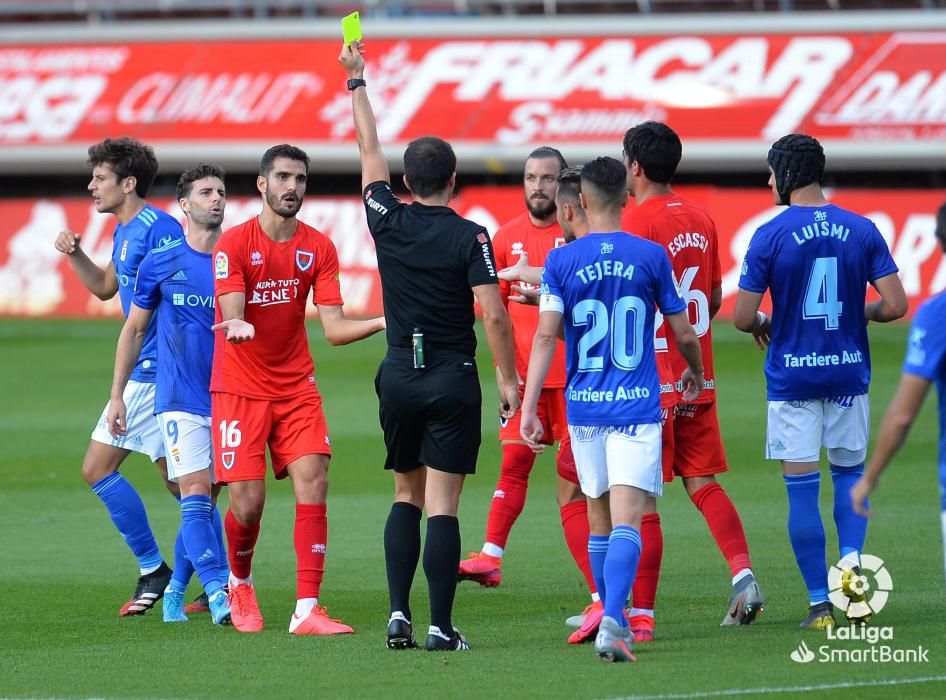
left=113, top=204, right=184, bottom=383
left=541, top=231, right=685, bottom=427
left=903, top=292, right=946, bottom=473
left=739, top=204, right=898, bottom=401
left=133, top=237, right=215, bottom=416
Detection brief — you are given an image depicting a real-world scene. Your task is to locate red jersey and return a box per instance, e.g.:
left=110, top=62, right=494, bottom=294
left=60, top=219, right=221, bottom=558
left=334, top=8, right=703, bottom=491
left=622, top=194, right=721, bottom=404
left=493, top=212, right=567, bottom=388
left=211, top=217, right=343, bottom=400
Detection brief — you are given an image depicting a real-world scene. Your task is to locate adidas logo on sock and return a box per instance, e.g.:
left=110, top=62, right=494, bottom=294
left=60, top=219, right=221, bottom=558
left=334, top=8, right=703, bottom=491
left=196, top=548, right=215, bottom=564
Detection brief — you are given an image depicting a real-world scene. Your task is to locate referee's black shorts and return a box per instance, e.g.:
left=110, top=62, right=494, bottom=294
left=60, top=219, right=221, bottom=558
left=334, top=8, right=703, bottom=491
left=374, top=347, right=482, bottom=475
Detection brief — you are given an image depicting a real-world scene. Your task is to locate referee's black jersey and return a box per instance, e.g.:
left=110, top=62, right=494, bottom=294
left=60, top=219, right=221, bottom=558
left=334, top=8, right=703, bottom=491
left=363, top=180, right=499, bottom=357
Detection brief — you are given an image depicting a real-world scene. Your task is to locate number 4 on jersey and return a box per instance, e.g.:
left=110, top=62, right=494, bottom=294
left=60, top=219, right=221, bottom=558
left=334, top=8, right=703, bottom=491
left=804, top=257, right=843, bottom=330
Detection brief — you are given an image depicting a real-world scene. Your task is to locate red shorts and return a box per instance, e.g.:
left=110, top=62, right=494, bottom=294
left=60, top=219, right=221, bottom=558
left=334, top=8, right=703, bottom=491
left=500, top=387, right=568, bottom=444
left=211, top=390, right=331, bottom=484
left=666, top=401, right=728, bottom=482
left=556, top=433, right=579, bottom=486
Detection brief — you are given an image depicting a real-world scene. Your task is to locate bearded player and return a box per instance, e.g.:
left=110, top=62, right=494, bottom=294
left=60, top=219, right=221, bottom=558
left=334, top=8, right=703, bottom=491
left=459, top=150, right=598, bottom=621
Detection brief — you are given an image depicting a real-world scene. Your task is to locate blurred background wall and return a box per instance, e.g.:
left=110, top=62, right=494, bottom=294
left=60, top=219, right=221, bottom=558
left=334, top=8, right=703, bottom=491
left=1, top=1, right=943, bottom=318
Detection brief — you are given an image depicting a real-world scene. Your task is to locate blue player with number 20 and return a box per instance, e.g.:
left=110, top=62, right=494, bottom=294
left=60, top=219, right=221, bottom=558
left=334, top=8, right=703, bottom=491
left=521, top=157, right=705, bottom=662
left=733, top=134, right=907, bottom=630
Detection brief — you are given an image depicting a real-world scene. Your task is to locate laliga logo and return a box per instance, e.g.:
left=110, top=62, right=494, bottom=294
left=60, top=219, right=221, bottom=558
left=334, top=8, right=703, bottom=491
left=828, top=554, right=893, bottom=623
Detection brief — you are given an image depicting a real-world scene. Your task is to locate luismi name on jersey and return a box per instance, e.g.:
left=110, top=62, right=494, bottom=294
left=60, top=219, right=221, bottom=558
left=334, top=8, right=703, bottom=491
left=248, top=278, right=300, bottom=307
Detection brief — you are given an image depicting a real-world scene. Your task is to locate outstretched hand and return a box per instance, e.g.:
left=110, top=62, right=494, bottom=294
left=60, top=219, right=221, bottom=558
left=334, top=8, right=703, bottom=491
left=212, top=319, right=255, bottom=344
left=498, top=251, right=531, bottom=282
left=508, top=285, right=539, bottom=306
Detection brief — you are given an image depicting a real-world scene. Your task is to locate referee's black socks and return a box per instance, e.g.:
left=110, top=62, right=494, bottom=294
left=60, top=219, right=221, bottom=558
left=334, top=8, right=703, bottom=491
left=424, top=514, right=461, bottom=634
left=384, top=501, right=422, bottom=621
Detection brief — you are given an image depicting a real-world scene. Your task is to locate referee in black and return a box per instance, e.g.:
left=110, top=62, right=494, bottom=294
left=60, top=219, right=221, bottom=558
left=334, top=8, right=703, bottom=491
left=340, top=42, right=519, bottom=652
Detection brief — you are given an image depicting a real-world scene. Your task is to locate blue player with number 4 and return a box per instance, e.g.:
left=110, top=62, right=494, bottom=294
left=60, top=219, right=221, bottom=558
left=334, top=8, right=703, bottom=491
left=521, top=157, right=705, bottom=662
left=107, top=164, right=232, bottom=625
left=733, top=134, right=907, bottom=630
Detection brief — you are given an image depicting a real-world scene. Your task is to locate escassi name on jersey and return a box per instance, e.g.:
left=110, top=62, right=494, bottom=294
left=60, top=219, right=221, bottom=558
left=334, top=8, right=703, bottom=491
left=569, top=385, right=651, bottom=402
left=783, top=350, right=864, bottom=368
left=668, top=232, right=709, bottom=257
left=575, top=259, right=634, bottom=284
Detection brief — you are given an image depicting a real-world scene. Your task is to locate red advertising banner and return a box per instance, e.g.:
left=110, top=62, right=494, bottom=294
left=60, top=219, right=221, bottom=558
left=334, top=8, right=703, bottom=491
left=1, top=186, right=942, bottom=319
left=1, top=32, right=945, bottom=149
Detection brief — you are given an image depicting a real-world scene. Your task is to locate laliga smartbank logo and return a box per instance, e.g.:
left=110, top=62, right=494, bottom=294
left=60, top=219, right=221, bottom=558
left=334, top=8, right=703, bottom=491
left=790, top=554, right=930, bottom=664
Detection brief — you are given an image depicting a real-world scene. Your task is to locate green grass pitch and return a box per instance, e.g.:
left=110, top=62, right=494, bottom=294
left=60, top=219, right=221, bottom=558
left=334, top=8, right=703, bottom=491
left=1, top=319, right=944, bottom=699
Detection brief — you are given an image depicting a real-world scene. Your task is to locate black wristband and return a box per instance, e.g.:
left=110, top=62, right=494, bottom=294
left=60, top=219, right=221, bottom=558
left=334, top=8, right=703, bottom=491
left=347, top=78, right=366, bottom=91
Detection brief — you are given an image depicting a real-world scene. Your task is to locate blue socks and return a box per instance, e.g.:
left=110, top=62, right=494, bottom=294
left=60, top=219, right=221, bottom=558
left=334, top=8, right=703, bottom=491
left=588, top=535, right=609, bottom=607
left=603, top=526, right=642, bottom=627
left=830, top=464, right=867, bottom=566
left=91, top=472, right=162, bottom=574
left=210, top=502, right=229, bottom=582
left=170, top=528, right=193, bottom=593
left=180, top=495, right=225, bottom=597
left=784, top=472, right=829, bottom=604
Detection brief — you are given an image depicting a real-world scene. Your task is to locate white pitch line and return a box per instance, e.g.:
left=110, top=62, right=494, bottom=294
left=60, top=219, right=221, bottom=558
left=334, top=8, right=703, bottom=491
left=604, top=674, right=946, bottom=700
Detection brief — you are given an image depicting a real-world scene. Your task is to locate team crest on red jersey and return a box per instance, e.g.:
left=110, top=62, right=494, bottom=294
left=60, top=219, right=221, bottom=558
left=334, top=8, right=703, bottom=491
left=296, top=250, right=314, bottom=272
left=221, top=451, right=235, bottom=470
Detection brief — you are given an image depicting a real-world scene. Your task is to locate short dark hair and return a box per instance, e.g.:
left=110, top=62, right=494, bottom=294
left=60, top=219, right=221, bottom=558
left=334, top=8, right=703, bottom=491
left=87, top=137, right=159, bottom=198
left=556, top=166, right=582, bottom=206
left=936, top=201, right=946, bottom=251
left=403, top=136, right=456, bottom=198
left=622, top=121, right=682, bottom=185
left=176, top=162, right=226, bottom=201
left=580, top=157, right=627, bottom=209
left=527, top=146, right=567, bottom=171
left=260, top=144, right=309, bottom=177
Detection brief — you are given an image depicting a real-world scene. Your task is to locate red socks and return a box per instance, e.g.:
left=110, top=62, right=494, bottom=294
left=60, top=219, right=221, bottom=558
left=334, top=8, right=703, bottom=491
left=225, top=508, right=260, bottom=580
left=484, top=444, right=536, bottom=549
left=294, top=502, right=327, bottom=599
left=631, top=513, right=663, bottom=610
left=691, top=482, right=752, bottom=576
left=559, top=500, right=596, bottom=594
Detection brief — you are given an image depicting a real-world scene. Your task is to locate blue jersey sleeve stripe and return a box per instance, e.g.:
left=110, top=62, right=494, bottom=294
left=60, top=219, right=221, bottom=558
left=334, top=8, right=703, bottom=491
left=138, top=208, right=158, bottom=225
left=151, top=238, right=183, bottom=254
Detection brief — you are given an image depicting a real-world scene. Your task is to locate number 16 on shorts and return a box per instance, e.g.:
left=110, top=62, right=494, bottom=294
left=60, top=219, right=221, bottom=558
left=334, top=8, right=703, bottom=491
left=219, top=419, right=241, bottom=471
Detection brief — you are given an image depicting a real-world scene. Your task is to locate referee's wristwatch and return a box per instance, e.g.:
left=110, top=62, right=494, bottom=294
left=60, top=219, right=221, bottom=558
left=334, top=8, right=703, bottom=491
left=347, top=78, right=366, bottom=91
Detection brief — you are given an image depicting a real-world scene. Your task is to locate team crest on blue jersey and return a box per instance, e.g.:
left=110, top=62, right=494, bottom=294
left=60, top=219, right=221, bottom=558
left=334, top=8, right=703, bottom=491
left=221, top=451, right=235, bottom=470
left=120, top=240, right=129, bottom=261
left=296, top=250, right=314, bottom=272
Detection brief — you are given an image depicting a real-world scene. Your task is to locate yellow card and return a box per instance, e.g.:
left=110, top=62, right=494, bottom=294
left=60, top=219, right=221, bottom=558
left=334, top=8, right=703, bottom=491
left=341, top=11, right=362, bottom=46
